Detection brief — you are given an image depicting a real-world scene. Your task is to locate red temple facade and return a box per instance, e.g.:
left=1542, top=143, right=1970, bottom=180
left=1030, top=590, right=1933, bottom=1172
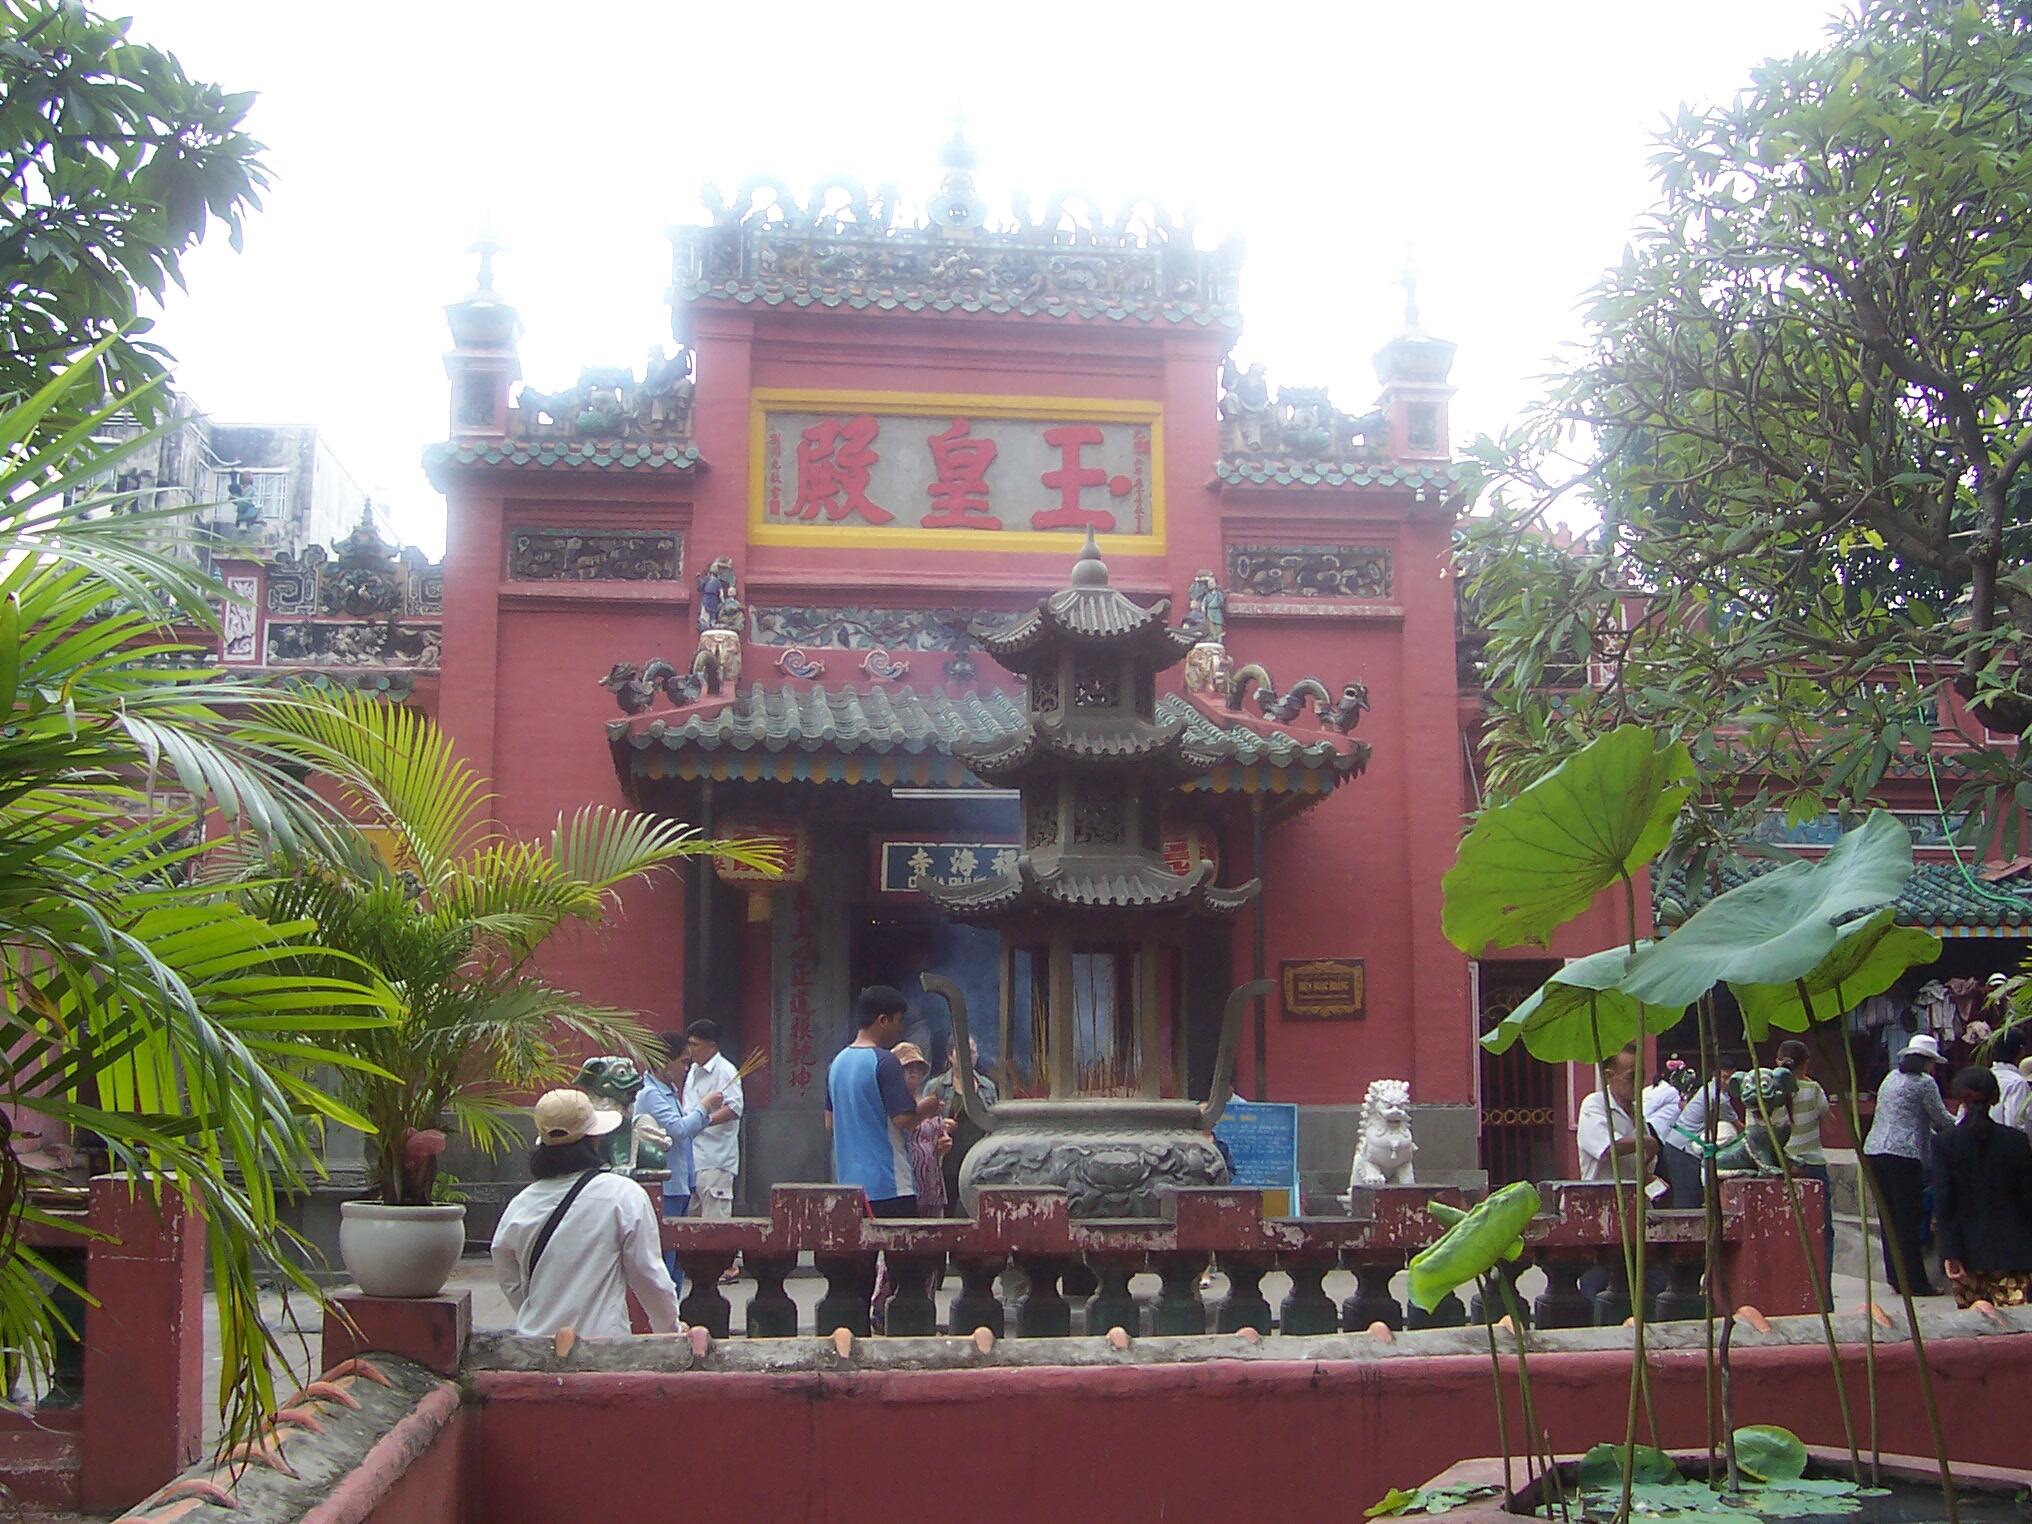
left=205, top=140, right=2032, bottom=1220
left=416, top=140, right=1479, bottom=1204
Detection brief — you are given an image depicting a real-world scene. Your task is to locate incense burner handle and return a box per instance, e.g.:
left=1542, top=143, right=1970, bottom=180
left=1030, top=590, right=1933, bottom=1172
left=1200, top=979, right=1274, bottom=1129
left=919, top=973, right=999, bottom=1133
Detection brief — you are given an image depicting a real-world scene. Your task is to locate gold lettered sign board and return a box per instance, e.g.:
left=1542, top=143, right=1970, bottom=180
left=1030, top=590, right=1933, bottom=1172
left=1281, top=958, right=1365, bottom=1020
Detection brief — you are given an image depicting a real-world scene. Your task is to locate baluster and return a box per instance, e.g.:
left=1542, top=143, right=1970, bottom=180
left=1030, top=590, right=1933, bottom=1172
left=948, top=1254, right=1007, bottom=1338
left=1654, top=1247, right=1708, bottom=1321
left=1533, top=1251, right=1594, bottom=1330
left=1593, top=1254, right=1633, bottom=1326
left=814, top=1252, right=874, bottom=1338
left=674, top=1251, right=735, bottom=1337
left=743, top=1254, right=799, bottom=1338
left=1151, top=1252, right=1209, bottom=1335
left=883, top=1253, right=941, bottom=1336
left=1407, top=1286, right=1467, bottom=1330
left=1277, top=1253, right=1338, bottom=1337
left=1340, top=1255, right=1403, bottom=1331
left=1085, top=1252, right=1144, bottom=1338
left=1215, top=1252, right=1274, bottom=1335
left=1468, top=1258, right=1531, bottom=1329
left=1013, top=1255, right=1072, bottom=1338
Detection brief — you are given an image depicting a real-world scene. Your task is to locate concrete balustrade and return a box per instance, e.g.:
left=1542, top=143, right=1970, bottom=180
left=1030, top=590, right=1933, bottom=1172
left=652, top=1177, right=1823, bottom=1339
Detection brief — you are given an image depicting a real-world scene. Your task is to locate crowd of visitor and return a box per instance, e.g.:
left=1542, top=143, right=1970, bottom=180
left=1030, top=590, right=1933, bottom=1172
left=482, top=985, right=2032, bottom=1339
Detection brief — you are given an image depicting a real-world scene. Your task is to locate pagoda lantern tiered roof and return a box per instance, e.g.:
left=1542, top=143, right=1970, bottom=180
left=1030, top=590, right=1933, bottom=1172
left=925, top=531, right=1260, bottom=927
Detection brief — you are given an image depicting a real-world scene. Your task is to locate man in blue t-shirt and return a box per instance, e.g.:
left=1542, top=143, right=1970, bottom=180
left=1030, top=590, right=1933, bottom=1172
left=826, top=985, right=941, bottom=1215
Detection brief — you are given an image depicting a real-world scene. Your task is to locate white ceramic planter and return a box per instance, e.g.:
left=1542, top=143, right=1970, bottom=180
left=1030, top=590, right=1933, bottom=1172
left=338, top=1201, right=466, bottom=1298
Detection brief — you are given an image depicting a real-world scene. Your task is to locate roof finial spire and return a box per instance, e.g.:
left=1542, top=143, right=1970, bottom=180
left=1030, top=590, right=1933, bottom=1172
left=1070, top=527, right=1109, bottom=587
left=929, top=116, right=986, bottom=234
left=1397, top=242, right=1421, bottom=332
left=466, top=231, right=506, bottom=296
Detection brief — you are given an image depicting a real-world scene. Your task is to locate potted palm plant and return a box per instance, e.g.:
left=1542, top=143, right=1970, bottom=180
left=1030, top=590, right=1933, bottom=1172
left=246, top=687, right=772, bottom=1297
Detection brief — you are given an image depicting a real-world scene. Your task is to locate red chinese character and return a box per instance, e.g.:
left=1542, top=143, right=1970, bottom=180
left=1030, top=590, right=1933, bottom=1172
left=923, top=418, right=1001, bottom=530
left=793, top=416, right=893, bottom=524
left=1030, top=424, right=1131, bottom=532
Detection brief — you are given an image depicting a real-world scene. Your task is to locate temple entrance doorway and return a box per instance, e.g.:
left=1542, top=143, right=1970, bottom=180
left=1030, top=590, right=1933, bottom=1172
left=851, top=913, right=1003, bottom=1081
left=1476, top=959, right=1563, bottom=1186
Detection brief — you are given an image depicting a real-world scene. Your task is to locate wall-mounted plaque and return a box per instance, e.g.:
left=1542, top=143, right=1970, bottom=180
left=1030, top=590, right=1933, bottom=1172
left=751, top=389, right=1163, bottom=555
left=1281, top=958, right=1365, bottom=1020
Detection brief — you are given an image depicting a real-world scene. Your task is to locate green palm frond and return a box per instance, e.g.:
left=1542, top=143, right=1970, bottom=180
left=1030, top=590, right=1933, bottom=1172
left=0, top=353, right=392, bottom=1451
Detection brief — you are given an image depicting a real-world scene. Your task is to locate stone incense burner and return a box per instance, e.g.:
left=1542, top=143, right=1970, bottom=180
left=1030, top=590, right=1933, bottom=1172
left=919, top=534, right=1271, bottom=1218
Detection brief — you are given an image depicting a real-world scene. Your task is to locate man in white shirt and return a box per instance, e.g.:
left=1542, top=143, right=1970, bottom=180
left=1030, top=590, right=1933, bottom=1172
left=683, top=1018, right=744, bottom=1219
left=1576, top=1045, right=1659, bottom=1184
left=491, top=1089, right=680, bottom=1338
left=1994, top=1028, right=2032, bottom=1137
left=1660, top=1068, right=1738, bottom=1208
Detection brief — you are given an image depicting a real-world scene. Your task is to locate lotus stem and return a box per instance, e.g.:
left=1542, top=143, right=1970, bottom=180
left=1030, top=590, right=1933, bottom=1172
left=1696, top=993, right=1720, bottom=1488
left=1702, top=997, right=1741, bottom=1495
left=1825, top=1016, right=1882, bottom=1482
left=1836, top=1036, right=1957, bottom=1524
left=1477, top=1272, right=1515, bottom=1504
left=1588, top=990, right=1641, bottom=1524
left=1496, top=1272, right=1549, bottom=1515
left=1760, top=989, right=1860, bottom=1476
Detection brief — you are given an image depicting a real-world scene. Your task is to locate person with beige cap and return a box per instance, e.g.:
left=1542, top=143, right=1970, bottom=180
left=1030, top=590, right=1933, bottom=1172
left=490, top=1088, right=681, bottom=1338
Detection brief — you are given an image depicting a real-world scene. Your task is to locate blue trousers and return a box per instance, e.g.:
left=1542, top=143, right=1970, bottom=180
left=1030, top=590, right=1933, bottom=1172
left=662, top=1193, right=688, bottom=1301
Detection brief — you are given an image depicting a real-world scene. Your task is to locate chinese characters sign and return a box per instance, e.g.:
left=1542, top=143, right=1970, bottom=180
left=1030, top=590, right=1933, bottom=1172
left=879, top=840, right=1020, bottom=894
left=752, top=390, right=1164, bottom=554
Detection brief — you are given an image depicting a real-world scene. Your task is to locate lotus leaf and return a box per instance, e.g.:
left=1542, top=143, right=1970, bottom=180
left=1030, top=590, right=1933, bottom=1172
left=1621, top=813, right=1914, bottom=1008
left=1443, top=726, right=1693, bottom=956
left=1429, top=1200, right=1523, bottom=1262
left=1364, top=1484, right=1502, bottom=1517
left=1731, top=909, right=1942, bottom=1041
left=1732, top=1424, right=1808, bottom=1482
left=1407, top=1181, right=1543, bottom=1313
left=1479, top=945, right=1688, bottom=1063
left=1576, top=1442, right=1681, bottom=1490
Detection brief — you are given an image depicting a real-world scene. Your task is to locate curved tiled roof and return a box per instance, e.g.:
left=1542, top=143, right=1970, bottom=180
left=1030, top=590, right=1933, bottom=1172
left=972, top=535, right=1199, bottom=673
left=925, top=853, right=1259, bottom=921
left=422, top=439, right=702, bottom=487
left=956, top=711, right=1193, bottom=780
left=1655, top=856, right=2032, bottom=933
left=1214, top=458, right=1465, bottom=492
left=680, top=278, right=1240, bottom=329
left=607, top=683, right=1365, bottom=795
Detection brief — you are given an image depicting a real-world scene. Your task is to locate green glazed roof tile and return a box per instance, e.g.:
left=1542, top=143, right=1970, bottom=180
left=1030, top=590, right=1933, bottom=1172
left=1655, top=857, right=2032, bottom=931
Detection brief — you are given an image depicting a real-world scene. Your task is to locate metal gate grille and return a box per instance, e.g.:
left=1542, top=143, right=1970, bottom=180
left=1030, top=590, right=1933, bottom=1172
left=1477, top=960, right=1562, bottom=1186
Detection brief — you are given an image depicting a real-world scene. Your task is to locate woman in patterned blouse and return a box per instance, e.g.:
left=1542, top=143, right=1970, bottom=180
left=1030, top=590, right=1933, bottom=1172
left=1863, top=1033, right=1954, bottom=1297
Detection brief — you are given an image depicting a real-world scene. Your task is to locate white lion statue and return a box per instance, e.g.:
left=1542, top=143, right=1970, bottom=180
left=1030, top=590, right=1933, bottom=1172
left=1346, top=1079, right=1417, bottom=1197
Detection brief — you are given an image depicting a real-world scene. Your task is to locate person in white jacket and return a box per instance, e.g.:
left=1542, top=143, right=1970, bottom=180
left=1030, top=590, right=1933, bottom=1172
left=491, top=1089, right=681, bottom=1338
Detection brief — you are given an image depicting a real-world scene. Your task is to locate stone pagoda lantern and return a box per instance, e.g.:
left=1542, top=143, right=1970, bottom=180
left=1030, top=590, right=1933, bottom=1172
left=922, top=532, right=1270, bottom=1217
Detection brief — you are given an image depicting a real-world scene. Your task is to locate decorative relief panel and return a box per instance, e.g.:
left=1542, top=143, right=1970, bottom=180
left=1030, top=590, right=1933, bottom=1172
left=220, top=575, right=259, bottom=664
left=507, top=528, right=683, bottom=582
left=1071, top=787, right=1127, bottom=846
left=1226, top=543, right=1392, bottom=601
left=266, top=517, right=442, bottom=618
left=265, top=621, right=442, bottom=670
left=748, top=604, right=986, bottom=652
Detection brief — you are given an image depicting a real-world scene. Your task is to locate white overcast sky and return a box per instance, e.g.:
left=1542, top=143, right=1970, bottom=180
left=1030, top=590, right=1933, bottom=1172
left=124, top=0, right=1845, bottom=558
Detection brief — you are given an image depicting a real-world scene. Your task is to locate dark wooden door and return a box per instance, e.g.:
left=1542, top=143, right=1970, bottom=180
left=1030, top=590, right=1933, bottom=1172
left=1477, top=960, right=1563, bottom=1186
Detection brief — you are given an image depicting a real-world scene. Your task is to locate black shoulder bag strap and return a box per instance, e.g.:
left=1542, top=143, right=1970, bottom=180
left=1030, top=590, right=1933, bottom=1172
left=526, top=1169, right=604, bottom=1286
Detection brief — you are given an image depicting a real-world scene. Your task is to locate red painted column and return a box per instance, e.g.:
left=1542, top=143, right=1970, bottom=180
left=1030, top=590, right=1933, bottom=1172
left=78, top=1176, right=204, bottom=1514
left=1402, top=511, right=1474, bottom=1105
left=437, top=483, right=505, bottom=795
